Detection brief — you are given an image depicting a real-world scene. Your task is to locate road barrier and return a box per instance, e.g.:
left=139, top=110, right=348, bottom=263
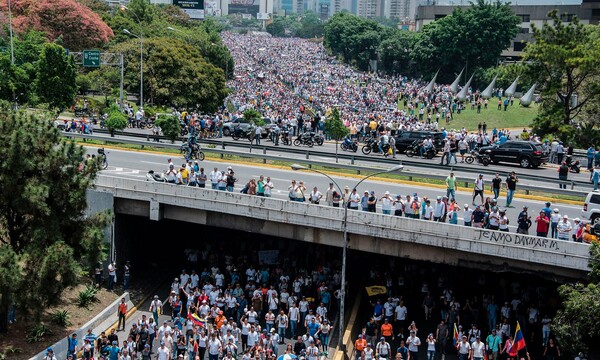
left=63, top=132, right=589, bottom=197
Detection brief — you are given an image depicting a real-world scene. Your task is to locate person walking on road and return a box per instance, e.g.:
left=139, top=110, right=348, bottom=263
left=505, top=172, right=518, bottom=207
left=558, top=162, right=569, bottom=189
left=446, top=172, right=457, bottom=200
left=591, top=165, right=600, bottom=191
left=473, top=174, right=484, bottom=205
left=117, top=298, right=127, bottom=331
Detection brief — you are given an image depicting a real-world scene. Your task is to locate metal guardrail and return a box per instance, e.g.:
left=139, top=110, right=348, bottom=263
left=88, top=129, right=595, bottom=190
left=64, top=132, right=588, bottom=198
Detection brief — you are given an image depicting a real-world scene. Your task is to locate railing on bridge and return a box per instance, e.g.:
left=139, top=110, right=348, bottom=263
left=93, top=175, right=591, bottom=275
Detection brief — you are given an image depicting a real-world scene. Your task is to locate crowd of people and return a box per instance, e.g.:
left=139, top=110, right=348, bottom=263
left=156, top=159, right=594, bottom=243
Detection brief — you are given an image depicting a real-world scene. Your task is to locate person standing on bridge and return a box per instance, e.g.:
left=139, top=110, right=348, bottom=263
left=535, top=211, right=550, bottom=237
left=517, top=206, right=531, bottom=235
left=557, top=215, right=572, bottom=241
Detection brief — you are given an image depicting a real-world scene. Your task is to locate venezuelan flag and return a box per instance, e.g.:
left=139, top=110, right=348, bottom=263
left=509, top=321, right=526, bottom=357
left=453, top=323, right=459, bottom=349
left=188, top=312, right=206, bottom=328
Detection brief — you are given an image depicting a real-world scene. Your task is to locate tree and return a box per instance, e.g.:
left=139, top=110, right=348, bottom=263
left=155, top=114, right=180, bottom=143
left=0, top=55, right=29, bottom=103
left=410, top=0, right=519, bottom=82
left=324, top=13, right=383, bottom=69
left=0, top=102, right=109, bottom=332
left=242, top=108, right=265, bottom=126
left=525, top=11, right=600, bottom=143
left=105, top=109, right=128, bottom=136
left=5, top=0, right=114, bottom=51
left=325, top=108, right=349, bottom=162
left=35, top=43, right=77, bottom=111
left=552, top=243, right=600, bottom=356
left=378, top=31, right=418, bottom=76
left=113, top=38, right=227, bottom=112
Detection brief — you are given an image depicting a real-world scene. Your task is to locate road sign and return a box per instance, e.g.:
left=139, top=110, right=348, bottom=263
left=83, top=50, right=101, bottom=68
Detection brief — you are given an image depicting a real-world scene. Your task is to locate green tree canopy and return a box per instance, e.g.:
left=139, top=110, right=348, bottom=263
left=552, top=243, right=600, bottom=355
left=525, top=10, right=600, bottom=144
left=0, top=103, right=109, bottom=331
left=155, top=114, right=180, bottom=142
left=113, top=37, right=227, bottom=112
left=35, top=43, right=77, bottom=111
left=410, top=0, right=519, bottom=82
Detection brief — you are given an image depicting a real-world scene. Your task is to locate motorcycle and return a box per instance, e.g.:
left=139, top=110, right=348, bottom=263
left=362, top=137, right=390, bottom=156
left=405, top=140, right=436, bottom=159
left=293, top=133, right=314, bottom=147
left=97, top=148, right=108, bottom=169
left=280, top=129, right=292, bottom=145
left=179, top=142, right=205, bottom=161
left=340, top=136, right=358, bottom=152
left=304, top=131, right=324, bottom=146
left=146, top=170, right=166, bottom=182
left=565, top=155, right=581, bottom=173
left=464, top=149, right=491, bottom=166
left=231, top=125, right=254, bottom=141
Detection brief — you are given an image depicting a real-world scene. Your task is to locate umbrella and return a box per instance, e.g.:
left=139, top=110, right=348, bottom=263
left=277, top=354, right=298, bottom=360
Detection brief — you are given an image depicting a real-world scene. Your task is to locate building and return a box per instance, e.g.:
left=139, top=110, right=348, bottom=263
left=357, top=0, right=383, bottom=18
left=415, top=1, right=592, bottom=59
left=384, top=0, right=412, bottom=20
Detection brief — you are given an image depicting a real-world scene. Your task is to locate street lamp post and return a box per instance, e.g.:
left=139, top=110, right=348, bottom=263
left=290, top=164, right=403, bottom=353
left=7, top=0, right=14, bottom=65
left=121, top=5, right=143, bottom=108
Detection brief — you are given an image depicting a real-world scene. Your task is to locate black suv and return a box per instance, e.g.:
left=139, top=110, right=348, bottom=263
left=478, top=140, right=548, bottom=168
left=394, top=131, right=444, bottom=153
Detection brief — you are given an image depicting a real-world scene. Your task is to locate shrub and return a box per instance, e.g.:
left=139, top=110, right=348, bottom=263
left=77, top=285, right=99, bottom=309
left=51, top=309, right=72, bottom=326
left=155, top=115, right=180, bottom=143
left=26, top=323, right=53, bottom=343
left=105, top=110, right=128, bottom=136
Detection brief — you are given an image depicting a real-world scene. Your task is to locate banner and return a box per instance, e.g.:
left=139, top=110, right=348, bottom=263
left=365, top=286, right=387, bottom=296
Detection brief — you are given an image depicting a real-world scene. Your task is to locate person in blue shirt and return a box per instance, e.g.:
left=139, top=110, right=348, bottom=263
left=109, top=341, right=120, bottom=360
left=542, top=202, right=553, bottom=219
left=307, top=318, right=321, bottom=338
left=67, top=333, right=78, bottom=358
left=174, top=315, right=184, bottom=331
left=587, top=146, right=596, bottom=171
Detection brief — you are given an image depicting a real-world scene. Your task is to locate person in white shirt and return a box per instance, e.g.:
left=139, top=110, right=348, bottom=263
left=149, top=295, right=163, bottom=324
left=246, top=327, right=259, bottom=348
left=264, top=177, right=274, bottom=197
left=156, top=342, right=170, bottom=360
left=380, top=191, right=394, bottom=215
left=423, top=200, right=433, bottom=220
left=557, top=215, right=572, bottom=241
left=394, top=301, right=408, bottom=338
left=209, top=167, right=220, bottom=189
left=471, top=336, right=485, bottom=360
left=306, top=340, right=320, bottom=360
left=463, top=204, right=473, bottom=226
left=309, top=187, right=323, bottom=204
left=457, top=336, right=471, bottom=360
left=208, top=333, right=222, bottom=360
left=348, top=188, right=361, bottom=210
left=473, top=174, right=485, bottom=205
left=406, top=331, right=421, bottom=359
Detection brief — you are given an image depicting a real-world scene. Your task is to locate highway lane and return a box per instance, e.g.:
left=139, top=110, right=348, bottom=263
left=85, top=130, right=594, bottom=187
left=90, top=147, right=587, bottom=229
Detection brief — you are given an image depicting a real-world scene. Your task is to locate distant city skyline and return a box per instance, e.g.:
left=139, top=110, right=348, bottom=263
left=418, top=0, right=582, bottom=5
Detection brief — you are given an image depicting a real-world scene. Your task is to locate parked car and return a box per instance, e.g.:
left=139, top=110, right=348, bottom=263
left=394, top=131, right=444, bottom=153
left=477, top=140, right=547, bottom=168
left=222, top=117, right=273, bottom=137
left=582, top=190, right=600, bottom=225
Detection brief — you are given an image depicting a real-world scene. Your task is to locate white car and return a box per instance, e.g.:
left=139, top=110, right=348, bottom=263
left=582, top=191, right=600, bottom=224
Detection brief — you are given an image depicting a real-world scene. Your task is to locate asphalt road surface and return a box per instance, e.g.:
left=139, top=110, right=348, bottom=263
left=90, top=146, right=587, bottom=229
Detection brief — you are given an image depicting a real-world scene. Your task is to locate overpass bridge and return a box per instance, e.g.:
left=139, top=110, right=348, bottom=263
left=90, top=175, right=591, bottom=279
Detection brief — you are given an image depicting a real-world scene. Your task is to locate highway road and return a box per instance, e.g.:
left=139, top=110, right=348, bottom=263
left=90, top=146, right=587, bottom=231
left=84, top=129, right=595, bottom=188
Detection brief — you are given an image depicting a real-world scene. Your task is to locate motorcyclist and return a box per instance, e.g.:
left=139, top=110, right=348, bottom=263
left=379, top=133, right=390, bottom=154
left=420, top=137, right=433, bottom=158
left=186, top=125, right=197, bottom=161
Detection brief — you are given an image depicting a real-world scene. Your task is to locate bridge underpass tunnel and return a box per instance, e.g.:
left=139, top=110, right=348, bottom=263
left=115, top=214, right=566, bottom=360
